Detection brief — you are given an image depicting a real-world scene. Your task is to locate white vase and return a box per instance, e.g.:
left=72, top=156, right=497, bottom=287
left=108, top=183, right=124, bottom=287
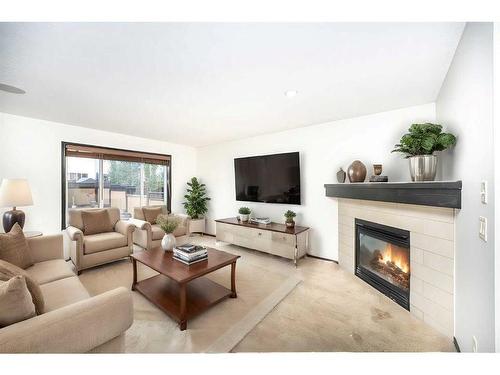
left=161, top=233, right=176, bottom=251
left=239, top=214, right=249, bottom=222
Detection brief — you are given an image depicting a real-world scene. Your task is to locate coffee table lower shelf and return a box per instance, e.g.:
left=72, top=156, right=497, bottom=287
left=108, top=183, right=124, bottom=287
left=133, top=274, right=233, bottom=330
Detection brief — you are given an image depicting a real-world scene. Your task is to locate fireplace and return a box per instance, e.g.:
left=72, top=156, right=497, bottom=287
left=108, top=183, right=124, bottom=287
left=355, top=219, right=410, bottom=310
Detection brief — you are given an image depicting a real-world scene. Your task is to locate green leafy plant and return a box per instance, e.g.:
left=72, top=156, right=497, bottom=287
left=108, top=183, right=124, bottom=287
left=183, top=177, right=210, bottom=219
left=156, top=214, right=179, bottom=234
left=238, top=207, right=251, bottom=215
left=392, top=123, right=457, bottom=158
left=284, top=210, right=296, bottom=223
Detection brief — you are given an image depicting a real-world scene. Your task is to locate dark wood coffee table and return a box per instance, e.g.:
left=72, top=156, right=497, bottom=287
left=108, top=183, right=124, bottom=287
left=130, top=246, right=240, bottom=330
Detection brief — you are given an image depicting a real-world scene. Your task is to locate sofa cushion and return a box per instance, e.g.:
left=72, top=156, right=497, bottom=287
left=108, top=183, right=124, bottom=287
left=0, top=259, right=44, bottom=315
left=143, top=207, right=163, bottom=224
left=25, top=259, right=75, bottom=285
left=84, top=232, right=128, bottom=254
left=81, top=209, right=114, bottom=235
left=151, top=225, right=165, bottom=240
left=173, top=224, right=187, bottom=237
left=0, top=276, right=36, bottom=327
left=40, top=276, right=90, bottom=312
left=0, top=223, right=33, bottom=269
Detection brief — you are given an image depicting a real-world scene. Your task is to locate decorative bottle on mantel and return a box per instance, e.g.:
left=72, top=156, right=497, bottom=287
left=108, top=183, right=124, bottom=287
left=347, top=160, right=367, bottom=183
left=336, top=168, right=346, bottom=183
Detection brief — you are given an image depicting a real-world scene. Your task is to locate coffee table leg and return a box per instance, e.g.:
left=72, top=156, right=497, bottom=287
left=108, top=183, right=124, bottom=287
left=180, top=283, right=187, bottom=330
left=131, top=257, right=137, bottom=291
left=230, top=261, right=237, bottom=298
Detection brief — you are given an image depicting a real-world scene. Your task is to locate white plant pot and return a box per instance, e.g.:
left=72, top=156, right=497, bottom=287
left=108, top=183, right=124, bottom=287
left=189, top=218, right=206, bottom=234
left=161, top=233, right=176, bottom=251
left=239, top=214, right=249, bottom=222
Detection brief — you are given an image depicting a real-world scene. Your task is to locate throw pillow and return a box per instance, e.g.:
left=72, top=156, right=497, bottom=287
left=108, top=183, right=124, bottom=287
left=0, top=275, right=36, bottom=327
left=0, top=223, right=34, bottom=269
left=0, top=259, right=45, bottom=315
left=81, top=209, right=114, bottom=235
left=142, top=207, right=163, bottom=224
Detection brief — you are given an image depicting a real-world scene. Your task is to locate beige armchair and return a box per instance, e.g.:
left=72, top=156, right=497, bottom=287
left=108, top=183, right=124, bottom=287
left=130, top=205, right=189, bottom=250
left=0, top=233, right=133, bottom=353
left=66, top=207, right=135, bottom=274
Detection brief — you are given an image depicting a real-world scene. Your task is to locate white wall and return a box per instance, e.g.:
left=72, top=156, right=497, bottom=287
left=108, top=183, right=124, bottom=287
left=495, top=22, right=500, bottom=354
left=196, top=103, right=436, bottom=260
left=436, top=23, right=495, bottom=352
left=0, top=113, right=197, bottom=238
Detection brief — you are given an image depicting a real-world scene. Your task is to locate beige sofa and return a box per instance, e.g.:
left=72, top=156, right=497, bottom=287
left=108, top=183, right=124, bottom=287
left=0, top=233, right=133, bottom=353
left=66, top=207, right=135, bottom=274
left=130, top=205, right=189, bottom=250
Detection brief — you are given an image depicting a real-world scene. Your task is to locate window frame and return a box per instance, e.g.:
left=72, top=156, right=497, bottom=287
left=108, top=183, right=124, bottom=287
left=61, top=141, right=172, bottom=229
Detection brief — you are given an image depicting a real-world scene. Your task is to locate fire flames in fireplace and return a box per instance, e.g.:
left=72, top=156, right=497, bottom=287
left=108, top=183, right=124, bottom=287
left=370, top=243, right=410, bottom=290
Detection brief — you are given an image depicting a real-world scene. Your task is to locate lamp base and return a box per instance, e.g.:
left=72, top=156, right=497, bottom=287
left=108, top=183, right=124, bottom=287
left=3, top=209, right=25, bottom=233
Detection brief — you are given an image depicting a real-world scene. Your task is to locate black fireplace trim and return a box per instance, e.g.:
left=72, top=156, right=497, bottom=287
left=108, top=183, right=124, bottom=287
left=355, top=218, right=410, bottom=311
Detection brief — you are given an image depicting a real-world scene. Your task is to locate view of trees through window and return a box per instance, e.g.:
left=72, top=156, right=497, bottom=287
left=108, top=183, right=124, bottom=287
left=65, top=153, right=169, bottom=225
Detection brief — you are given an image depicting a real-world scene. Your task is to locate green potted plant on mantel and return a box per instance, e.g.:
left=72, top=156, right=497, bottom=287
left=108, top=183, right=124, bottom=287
left=238, top=207, right=251, bottom=222
left=392, top=123, right=457, bottom=181
left=157, top=214, right=180, bottom=251
left=284, top=210, right=297, bottom=228
left=183, top=177, right=210, bottom=235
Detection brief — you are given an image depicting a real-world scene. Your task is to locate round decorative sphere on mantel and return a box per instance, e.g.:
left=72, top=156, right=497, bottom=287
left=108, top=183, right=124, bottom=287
left=347, top=160, right=367, bottom=183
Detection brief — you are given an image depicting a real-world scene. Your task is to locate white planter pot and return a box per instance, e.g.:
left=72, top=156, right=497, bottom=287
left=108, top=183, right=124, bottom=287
left=189, top=218, right=206, bottom=234
left=239, top=214, right=249, bottom=222
left=161, top=233, right=176, bottom=251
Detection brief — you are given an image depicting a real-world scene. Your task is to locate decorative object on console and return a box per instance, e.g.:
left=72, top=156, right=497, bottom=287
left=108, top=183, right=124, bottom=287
left=284, top=210, right=296, bottom=228
left=392, top=123, right=457, bottom=181
left=249, top=217, right=271, bottom=225
left=0, top=179, right=33, bottom=233
left=369, top=164, right=388, bottom=182
left=347, top=160, right=367, bottom=183
left=336, top=168, right=346, bottom=183
left=157, top=214, right=180, bottom=251
left=238, top=207, right=251, bottom=222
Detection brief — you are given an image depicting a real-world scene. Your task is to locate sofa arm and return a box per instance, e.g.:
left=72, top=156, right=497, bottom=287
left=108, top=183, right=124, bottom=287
left=66, top=225, right=84, bottom=241
left=26, top=233, right=64, bottom=263
left=115, top=220, right=135, bottom=236
left=0, top=287, right=133, bottom=353
left=128, top=218, right=151, bottom=231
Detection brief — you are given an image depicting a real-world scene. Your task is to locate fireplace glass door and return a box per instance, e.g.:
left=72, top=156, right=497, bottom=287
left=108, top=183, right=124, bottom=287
left=355, top=219, right=410, bottom=310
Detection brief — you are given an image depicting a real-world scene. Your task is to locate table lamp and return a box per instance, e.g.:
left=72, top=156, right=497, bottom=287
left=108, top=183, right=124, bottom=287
left=0, top=178, right=33, bottom=232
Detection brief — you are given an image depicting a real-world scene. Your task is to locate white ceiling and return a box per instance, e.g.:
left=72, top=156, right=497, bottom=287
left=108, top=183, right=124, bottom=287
left=0, top=23, right=464, bottom=147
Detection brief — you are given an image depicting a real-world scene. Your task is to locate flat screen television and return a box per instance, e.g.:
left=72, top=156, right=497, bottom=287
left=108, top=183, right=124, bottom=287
left=234, top=152, right=301, bottom=205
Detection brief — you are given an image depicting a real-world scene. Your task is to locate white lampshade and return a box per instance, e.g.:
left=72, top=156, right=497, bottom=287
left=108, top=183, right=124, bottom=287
left=0, top=179, right=34, bottom=208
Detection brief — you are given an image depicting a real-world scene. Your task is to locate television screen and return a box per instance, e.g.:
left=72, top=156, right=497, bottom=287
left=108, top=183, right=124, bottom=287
left=234, top=152, right=301, bottom=205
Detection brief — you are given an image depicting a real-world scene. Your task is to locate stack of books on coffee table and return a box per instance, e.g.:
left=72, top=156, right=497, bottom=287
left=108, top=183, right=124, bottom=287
left=173, top=244, right=208, bottom=265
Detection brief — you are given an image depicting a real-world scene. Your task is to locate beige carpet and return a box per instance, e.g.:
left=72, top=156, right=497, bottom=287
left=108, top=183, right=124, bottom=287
left=78, top=237, right=301, bottom=353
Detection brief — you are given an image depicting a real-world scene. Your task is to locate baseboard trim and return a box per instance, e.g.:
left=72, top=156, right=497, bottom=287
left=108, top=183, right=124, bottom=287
left=453, top=337, right=461, bottom=352
left=306, top=254, right=338, bottom=263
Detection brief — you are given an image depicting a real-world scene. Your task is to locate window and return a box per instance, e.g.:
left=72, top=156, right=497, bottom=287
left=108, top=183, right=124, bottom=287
left=61, top=142, right=171, bottom=228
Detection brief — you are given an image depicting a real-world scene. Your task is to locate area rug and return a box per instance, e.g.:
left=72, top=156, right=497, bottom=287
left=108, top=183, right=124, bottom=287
left=78, top=239, right=301, bottom=353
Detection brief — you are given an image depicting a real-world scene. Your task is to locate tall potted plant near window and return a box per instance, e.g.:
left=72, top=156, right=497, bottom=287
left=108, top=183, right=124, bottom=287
left=392, top=123, right=457, bottom=181
left=183, top=177, right=210, bottom=235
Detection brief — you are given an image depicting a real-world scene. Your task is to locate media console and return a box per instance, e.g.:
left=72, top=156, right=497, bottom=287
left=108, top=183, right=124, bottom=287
left=215, top=217, right=310, bottom=266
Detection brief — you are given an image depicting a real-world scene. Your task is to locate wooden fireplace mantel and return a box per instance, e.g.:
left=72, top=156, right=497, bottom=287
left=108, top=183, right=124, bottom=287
left=324, top=181, right=462, bottom=209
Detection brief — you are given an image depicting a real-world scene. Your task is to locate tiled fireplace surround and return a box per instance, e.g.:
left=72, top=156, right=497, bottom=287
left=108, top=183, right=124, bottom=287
left=337, top=198, right=455, bottom=337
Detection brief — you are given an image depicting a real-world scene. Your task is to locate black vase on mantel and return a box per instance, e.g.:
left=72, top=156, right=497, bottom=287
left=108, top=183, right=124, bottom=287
left=336, top=168, right=346, bottom=183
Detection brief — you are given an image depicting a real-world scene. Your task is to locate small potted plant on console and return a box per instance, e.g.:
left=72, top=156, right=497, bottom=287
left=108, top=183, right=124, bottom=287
left=238, top=207, right=251, bottom=222
left=284, top=210, right=296, bottom=228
